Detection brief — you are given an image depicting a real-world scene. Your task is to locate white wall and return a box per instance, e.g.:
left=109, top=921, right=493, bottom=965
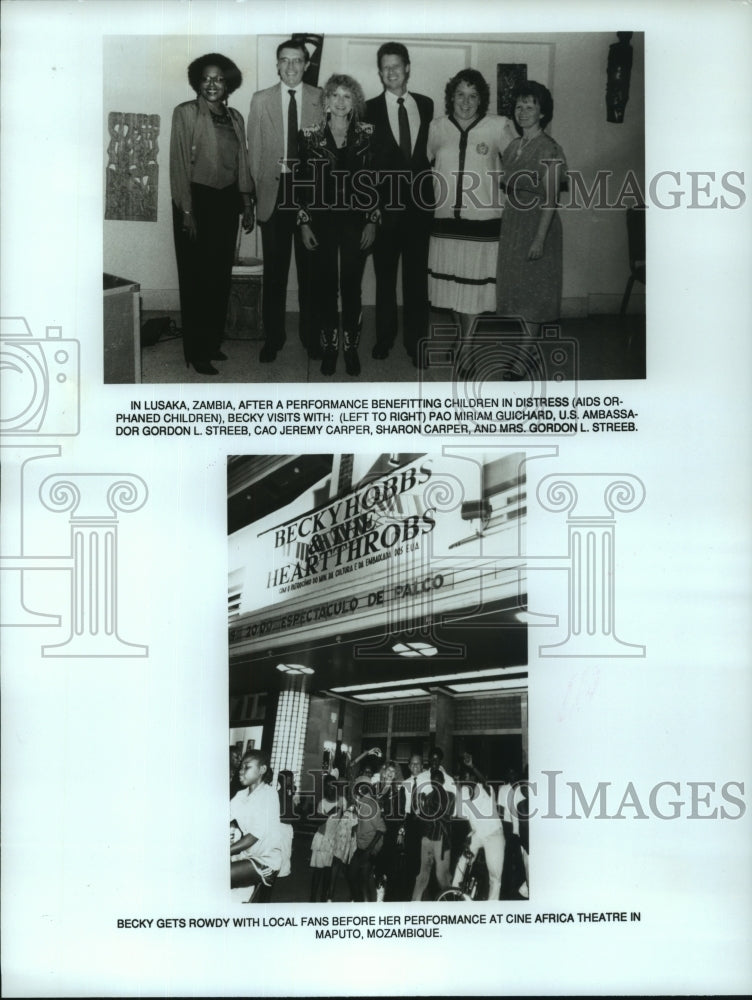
left=104, top=34, right=260, bottom=309
left=104, top=32, right=644, bottom=314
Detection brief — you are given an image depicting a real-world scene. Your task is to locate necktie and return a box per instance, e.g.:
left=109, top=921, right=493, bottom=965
left=411, top=776, right=419, bottom=814
left=287, top=89, right=298, bottom=164
left=397, top=97, right=411, bottom=162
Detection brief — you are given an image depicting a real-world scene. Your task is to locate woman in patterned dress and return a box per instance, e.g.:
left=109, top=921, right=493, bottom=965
left=496, top=81, right=567, bottom=342
left=309, top=776, right=352, bottom=902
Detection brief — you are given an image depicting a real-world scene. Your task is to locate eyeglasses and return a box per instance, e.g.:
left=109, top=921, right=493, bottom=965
left=278, top=57, right=305, bottom=67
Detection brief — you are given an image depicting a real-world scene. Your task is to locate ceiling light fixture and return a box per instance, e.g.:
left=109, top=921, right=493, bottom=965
left=354, top=688, right=428, bottom=701
left=447, top=677, right=526, bottom=692
left=331, top=666, right=526, bottom=694
left=391, top=641, right=438, bottom=658
left=276, top=663, right=314, bottom=675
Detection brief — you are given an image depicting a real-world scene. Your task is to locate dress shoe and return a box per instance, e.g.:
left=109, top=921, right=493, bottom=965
left=371, top=343, right=390, bottom=360
left=211, top=350, right=228, bottom=361
left=186, top=360, right=218, bottom=375
left=259, top=344, right=278, bottom=363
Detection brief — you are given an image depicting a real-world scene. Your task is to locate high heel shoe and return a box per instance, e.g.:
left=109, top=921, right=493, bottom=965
left=186, top=360, right=218, bottom=375
left=211, top=351, right=228, bottom=361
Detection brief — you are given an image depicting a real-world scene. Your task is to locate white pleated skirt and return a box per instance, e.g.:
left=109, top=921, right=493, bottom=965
left=428, top=216, right=501, bottom=314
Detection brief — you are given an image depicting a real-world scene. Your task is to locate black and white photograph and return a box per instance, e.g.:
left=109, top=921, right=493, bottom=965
left=228, top=451, right=528, bottom=903
left=2, top=1, right=751, bottom=996
left=103, top=31, right=645, bottom=385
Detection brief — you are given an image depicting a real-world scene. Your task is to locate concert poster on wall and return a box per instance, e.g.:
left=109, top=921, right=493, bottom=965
left=1, top=0, right=750, bottom=996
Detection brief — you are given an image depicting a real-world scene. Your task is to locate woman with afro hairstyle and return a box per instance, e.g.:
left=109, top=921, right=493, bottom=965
left=170, top=53, right=255, bottom=375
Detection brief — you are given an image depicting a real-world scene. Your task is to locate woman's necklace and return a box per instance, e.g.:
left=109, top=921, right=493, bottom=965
left=330, top=123, right=348, bottom=148
left=209, top=104, right=230, bottom=123
left=516, top=129, right=542, bottom=157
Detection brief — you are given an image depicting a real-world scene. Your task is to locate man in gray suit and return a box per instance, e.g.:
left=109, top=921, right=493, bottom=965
left=248, top=39, right=323, bottom=362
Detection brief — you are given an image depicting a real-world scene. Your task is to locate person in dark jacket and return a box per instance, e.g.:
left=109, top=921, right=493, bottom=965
left=297, top=73, right=379, bottom=377
left=364, top=41, right=434, bottom=366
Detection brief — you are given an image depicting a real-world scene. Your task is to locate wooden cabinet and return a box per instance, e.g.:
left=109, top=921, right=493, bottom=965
left=103, top=273, right=141, bottom=383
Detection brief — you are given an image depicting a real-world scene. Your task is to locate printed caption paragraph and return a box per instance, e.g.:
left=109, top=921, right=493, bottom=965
left=117, top=910, right=643, bottom=939
left=114, top=395, right=638, bottom=438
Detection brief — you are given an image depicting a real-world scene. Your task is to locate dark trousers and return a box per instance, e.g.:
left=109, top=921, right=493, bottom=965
left=372, top=210, right=431, bottom=356
left=260, top=174, right=314, bottom=352
left=373, top=820, right=405, bottom=902
left=311, top=213, right=367, bottom=334
left=347, top=848, right=376, bottom=902
left=172, top=183, right=239, bottom=364
left=401, top=813, right=423, bottom=901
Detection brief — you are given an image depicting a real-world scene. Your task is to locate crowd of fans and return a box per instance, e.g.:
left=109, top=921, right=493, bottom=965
left=230, top=745, right=529, bottom=903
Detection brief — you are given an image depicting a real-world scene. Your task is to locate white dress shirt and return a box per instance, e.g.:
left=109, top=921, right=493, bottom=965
left=384, top=89, right=420, bottom=155
left=402, top=775, right=420, bottom=815
left=402, top=767, right=456, bottom=815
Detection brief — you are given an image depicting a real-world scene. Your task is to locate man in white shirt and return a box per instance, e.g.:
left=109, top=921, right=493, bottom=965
left=230, top=750, right=282, bottom=888
left=365, top=41, right=435, bottom=366
left=454, top=754, right=505, bottom=900
left=247, top=39, right=323, bottom=362
left=414, top=746, right=457, bottom=798
left=400, top=752, right=424, bottom=899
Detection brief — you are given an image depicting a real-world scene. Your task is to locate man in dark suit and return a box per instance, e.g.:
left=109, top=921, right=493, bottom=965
left=365, top=42, right=434, bottom=366
left=247, top=39, right=323, bottom=362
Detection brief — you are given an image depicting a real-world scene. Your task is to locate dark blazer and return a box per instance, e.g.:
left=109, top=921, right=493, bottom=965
left=365, top=91, right=434, bottom=215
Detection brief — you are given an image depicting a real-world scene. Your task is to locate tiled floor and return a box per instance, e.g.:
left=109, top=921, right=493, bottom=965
left=139, top=308, right=645, bottom=385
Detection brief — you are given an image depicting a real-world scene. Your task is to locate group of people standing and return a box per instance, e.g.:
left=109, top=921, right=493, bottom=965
left=170, top=38, right=566, bottom=377
left=229, top=745, right=529, bottom=903
left=309, top=748, right=530, bottom=903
